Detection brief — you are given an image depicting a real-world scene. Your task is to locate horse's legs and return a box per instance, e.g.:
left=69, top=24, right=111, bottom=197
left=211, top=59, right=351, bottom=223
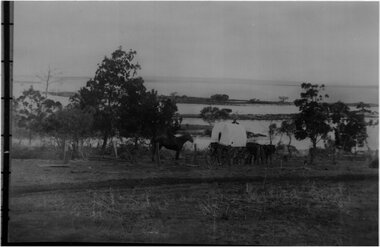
left=261, top=149, right=266, bottom=165
left=175, top=150, right=180, bottom=160
left=246, top=153, right=252, bottom=165
left=256, top=150, right=261, bottom=165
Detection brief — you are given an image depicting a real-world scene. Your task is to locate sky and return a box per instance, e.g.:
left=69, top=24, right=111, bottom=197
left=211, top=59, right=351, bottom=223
left=14, top=1, right=379, bottom=87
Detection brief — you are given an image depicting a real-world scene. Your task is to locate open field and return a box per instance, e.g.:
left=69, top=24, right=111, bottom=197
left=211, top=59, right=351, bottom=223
left=8, top=151, right=378, bottom=245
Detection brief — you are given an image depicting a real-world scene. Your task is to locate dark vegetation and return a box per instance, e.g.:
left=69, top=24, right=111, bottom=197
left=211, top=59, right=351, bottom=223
left=13, top=47, right=181, bottom=161
left=210, top=94, right=229, bottom=102
left=48, top=91, right=76, bottom=97
left=293, top=83, right=377, bottom=164
left=200, top=107, right=232, bottom=125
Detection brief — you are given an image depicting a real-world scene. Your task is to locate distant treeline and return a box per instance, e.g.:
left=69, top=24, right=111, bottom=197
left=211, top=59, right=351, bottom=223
left=48, top=91, right=76, bottom=97
left=158, top=95, right=247, bottom=105
left=158, top=95, right=378, bottom=107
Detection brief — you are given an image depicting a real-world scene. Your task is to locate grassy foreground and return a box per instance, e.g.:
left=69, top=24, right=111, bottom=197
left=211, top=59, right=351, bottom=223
left=8, top=155, right=379, bottom=245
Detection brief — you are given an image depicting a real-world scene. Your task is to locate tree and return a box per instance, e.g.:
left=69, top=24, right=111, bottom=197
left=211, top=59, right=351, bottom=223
left=116, top=77, right=149, bottom=147
left=278, top=119, right=296, bottom=156
left=330, top=101, right=375, bottom=153
left=42, top=104, right=94, bottom=160
left=354, top=102, right=379, bottom=151
left=268, top=122, right=277, bottom=145
left=14, top=86, right=62, bottom=144
left=200, top=106, right=232, bottom=125
left=36, top=66, right=62, bottom=99
left=71, top=47, right=142, bottom=151
left=210, top=94, right=229, bottom=102
left=120, top=89, right=181, bottom=148
left=294, top=83, right=331, bottom=164
left=138, top=90, right=181, bottom=145
left=169, top=92, right=179, bottom=101
left=279, top=96, right=289, bottom=103
left=248, top=98, right=260, bottom=103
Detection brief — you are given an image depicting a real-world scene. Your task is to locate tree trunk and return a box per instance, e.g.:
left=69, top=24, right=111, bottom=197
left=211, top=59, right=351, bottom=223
left=72, top=139, right=80, bottom=159
left=310, top=139, right=317, bottom=165
left=29, top=130, right=32, bottom=145
left=112, top=139, right=118, bottom=158
left=62, top=139, right=69, bottom=163
left=332, top=146, right=336, bottom=165
left=79, top=139, right=85, bottom=159
left=287, top=135, right=292, bottom=158
left=45, top=82, right=49, bottom=99
left=101, top=134, right=108, bottom=153
left=279, top=133, right=283, bottom=144
left=44, top=68, right=51, bottom=99
left=134, top=136, right=139, bottom=150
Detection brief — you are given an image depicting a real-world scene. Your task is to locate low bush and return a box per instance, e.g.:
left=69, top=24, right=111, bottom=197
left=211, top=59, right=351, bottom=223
left=204, top=129, right=212, bottom=136
left=11, top=144, right=60, bottom=160
left=369, top=158, right=378, bottom=168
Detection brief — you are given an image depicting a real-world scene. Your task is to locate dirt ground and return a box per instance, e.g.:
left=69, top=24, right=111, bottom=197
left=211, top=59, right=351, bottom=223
left=7, top=153, right=379, bottom=245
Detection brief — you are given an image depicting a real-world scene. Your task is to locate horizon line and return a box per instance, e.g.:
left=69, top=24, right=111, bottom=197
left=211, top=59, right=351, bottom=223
left=13, top=74, right=379, bottom=88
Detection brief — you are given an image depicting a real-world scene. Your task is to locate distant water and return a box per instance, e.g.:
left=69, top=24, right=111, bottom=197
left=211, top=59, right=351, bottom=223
left=13, top=75, right=379, bottom=104
left=147, top=80, right=379, bottom=105
left=177, top=103, right=379, bottom=115
left=178, top=103, right=298, bottom=115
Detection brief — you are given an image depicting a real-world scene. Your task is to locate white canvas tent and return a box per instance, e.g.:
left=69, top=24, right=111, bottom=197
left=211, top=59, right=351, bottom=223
left=211, top=122, right=247, bottom=147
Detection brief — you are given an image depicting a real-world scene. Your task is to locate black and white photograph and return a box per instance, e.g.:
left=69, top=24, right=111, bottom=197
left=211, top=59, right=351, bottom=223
left=4, top=1, right=379, bottom=245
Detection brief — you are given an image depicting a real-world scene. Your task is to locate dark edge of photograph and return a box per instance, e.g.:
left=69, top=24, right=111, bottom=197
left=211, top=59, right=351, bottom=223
left=2, top=1, right=13, bottom=245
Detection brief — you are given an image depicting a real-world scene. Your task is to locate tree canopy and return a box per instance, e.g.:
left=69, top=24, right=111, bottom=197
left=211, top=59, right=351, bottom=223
left=294, top=83, right=331, bottom=163
left=70, top=47, right=180, bottom=150
left=278, top=119, right=296, bottom=156
left=329, top=101, right=373, bottom=152
left=71, top=47, right=144, bottom=149
left=14, top=86, right=62, bottom=142
left=294, top=83, right=376, bottom=163
left=200, top=106, right=232, bottom=125
left=210, top=94, right=229, bottom=102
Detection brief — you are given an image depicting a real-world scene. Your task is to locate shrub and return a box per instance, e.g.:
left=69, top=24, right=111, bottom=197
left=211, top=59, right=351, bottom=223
left=11, top=144, right=59, bottom=160
left=204, top=129, right=212, bottom=136
left=369, top=158, right=378, bottom=168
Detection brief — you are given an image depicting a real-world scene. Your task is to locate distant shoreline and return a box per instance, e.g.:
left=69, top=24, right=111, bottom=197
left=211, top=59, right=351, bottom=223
left=47, top=91, right=379, bottom=107
left=181, top=113, right=297, bottom=121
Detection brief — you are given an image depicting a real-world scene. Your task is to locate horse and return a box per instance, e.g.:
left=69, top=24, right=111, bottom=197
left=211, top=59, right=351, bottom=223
left=246, top=143, right=264, bottom=165
left=261, top=144, right=276, bottom=164
left=151, top=132, right=194, bottom=161
left=246, top=143, right=276, bottom=165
